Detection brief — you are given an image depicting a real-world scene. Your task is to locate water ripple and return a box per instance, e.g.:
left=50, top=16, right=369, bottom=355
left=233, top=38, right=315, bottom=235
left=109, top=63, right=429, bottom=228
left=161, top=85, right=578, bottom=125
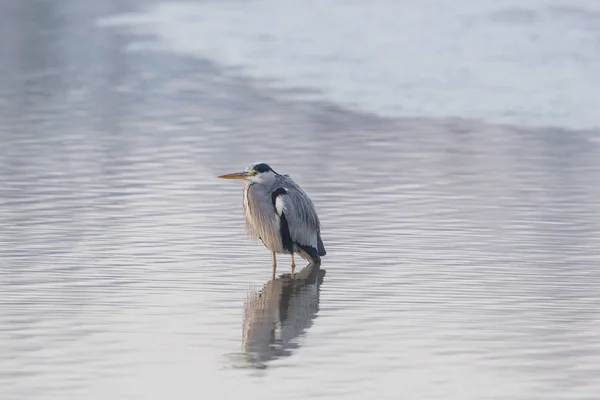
left=1, top=2, right=600, bottom=400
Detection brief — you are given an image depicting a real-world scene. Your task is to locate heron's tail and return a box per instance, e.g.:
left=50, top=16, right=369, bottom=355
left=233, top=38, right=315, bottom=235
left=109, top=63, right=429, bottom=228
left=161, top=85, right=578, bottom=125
left=317, top=235, right=326, bottom=257
left=296, top=243, right=321, bottom=265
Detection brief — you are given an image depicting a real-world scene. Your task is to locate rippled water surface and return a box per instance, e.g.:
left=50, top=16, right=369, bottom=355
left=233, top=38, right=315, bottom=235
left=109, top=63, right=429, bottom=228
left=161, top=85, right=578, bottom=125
left=1, top=1, right=600, bottom=400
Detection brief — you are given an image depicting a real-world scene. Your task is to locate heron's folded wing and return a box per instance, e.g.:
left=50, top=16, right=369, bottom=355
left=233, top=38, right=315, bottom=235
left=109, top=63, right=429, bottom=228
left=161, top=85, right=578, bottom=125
left=274, top=183, right=321, bottom=248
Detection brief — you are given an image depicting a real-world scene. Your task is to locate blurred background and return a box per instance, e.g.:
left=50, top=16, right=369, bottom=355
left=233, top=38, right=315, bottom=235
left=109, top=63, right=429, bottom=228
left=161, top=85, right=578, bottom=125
left=1, top=0, right=600, bottom=399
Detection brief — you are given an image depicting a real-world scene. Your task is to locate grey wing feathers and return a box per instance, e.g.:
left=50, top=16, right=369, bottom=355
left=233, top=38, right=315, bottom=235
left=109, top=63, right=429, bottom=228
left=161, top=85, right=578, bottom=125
left=276, top=175, right=325, bottom=254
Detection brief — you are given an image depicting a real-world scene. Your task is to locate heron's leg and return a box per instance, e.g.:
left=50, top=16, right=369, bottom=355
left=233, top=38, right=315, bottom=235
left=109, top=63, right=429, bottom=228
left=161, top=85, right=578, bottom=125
left=271, top=252, right=277, bottom=280
left=291, top=253, right=296, bottom=278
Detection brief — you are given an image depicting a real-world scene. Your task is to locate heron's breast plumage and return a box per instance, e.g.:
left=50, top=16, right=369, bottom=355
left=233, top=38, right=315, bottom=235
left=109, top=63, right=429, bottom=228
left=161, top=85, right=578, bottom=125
left=244, top=183, right=287, bottom=253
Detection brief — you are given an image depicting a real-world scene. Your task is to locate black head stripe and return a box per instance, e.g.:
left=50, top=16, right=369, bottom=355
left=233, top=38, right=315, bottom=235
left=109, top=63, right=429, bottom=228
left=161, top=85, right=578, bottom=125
left=253, top=163, right=272, bottom=173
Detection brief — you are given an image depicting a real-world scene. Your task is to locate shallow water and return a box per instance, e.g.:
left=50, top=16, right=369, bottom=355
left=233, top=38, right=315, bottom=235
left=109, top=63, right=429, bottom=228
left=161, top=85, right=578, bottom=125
left=1, top=1, right=600, bottom=400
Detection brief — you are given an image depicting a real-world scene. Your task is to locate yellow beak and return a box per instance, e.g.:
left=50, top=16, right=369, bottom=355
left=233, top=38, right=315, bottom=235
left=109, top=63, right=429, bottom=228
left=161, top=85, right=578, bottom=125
left=218, top=171, right=249, bottom=180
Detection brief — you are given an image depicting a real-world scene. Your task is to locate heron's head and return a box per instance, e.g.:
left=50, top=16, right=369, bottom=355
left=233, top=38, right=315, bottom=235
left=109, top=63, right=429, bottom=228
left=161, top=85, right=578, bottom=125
left=218, top=162, right=278, bottom=185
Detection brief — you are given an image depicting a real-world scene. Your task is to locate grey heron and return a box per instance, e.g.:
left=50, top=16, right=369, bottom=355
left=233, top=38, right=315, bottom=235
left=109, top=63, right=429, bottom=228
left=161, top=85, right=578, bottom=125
left=218, top=162, right=326, bottom=279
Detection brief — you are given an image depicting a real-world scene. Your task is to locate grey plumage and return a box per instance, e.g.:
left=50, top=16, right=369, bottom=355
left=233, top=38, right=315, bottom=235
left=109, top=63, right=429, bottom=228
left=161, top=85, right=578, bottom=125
left=219, top=162, right=326, bottom=275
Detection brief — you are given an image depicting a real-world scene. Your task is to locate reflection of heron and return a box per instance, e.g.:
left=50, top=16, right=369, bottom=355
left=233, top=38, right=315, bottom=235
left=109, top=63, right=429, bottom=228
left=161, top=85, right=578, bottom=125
left=218, top=162, right=326, bottom=279
left=241, top=263, right=325, bottom=369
